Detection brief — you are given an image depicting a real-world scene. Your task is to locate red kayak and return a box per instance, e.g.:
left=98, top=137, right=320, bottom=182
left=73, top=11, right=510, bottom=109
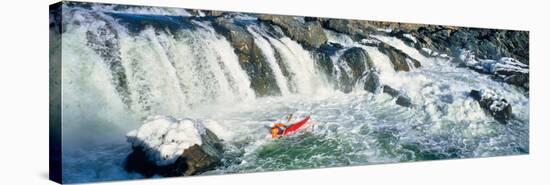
left=283, top=115, right=311, bottom=136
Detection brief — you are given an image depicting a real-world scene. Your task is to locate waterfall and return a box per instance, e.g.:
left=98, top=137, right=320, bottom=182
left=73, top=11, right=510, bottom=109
left=60, top=5, right=337, bottom=138
left=247, top=26, right=291, bottom=95
left=61, top=7, right=258, bottom=136
left=261, top=33, right=330, bottom=95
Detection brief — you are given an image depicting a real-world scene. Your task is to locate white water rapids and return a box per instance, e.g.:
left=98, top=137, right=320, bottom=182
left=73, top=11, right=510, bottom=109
left=55, top=4, right=528, bottom=183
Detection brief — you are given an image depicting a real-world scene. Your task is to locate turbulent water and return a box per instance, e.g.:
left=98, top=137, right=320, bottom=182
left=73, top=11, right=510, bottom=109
left=54, top=4, right=529, bottom=183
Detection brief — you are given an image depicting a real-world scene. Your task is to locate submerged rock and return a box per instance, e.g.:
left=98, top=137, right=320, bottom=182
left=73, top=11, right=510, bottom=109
left=470, top=89, right=513, bottom=122
left=125, top=115, right=223, bottom=177
left=258, top=15, right=327, bottom=49
left=382, top=85, right=400, bottom=97
left=382, top=85, right=413, bottom=108
left=395, top=95, right=413, bottom=107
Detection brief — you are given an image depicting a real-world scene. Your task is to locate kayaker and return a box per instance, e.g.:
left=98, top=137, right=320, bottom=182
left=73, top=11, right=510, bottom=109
left=270, top=114, right=293, bottom=138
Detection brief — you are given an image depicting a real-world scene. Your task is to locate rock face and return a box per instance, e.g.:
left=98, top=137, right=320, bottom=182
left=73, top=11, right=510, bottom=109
left=125, top=115, right=223, bottom=177
left=387, top=26, right=529, bottom=65
left=212, top=18, right=280, bottom=96
left=258, top=15, right=327, bottom=49
left=338, top=21, right=529, bottom=90
left=470, top=89, right=513, bottom=122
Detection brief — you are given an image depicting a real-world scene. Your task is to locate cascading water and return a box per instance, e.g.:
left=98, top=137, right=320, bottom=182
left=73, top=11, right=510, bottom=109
left=55, top=3, right=528, bottom=183
left=247, top=26, right=291, bottom=95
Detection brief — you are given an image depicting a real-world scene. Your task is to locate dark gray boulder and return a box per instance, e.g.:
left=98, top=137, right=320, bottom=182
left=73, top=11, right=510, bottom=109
left=382, top=85, right=400, bottom=97
left=395, top=95, right=413, bottom=107
left=382, top=85, right=413, bottom=108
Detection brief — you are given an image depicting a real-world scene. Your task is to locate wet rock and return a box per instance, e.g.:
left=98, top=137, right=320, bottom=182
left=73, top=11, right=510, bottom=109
left=212, top=18, right=280, bottom=96
left=382, top=85, right=400, bottom=97
left=258, top=15, right=327, bottom=49
left=377, top=42, right=421, bottom=72
left=470, top=89, right=513, bottom=122
left=395, top=95, right=413, bottom=107
left=406, top=26, right=529, bottom=65
left=180, top=128, right=224, bottom=175
left=340, top=47, right=374, bottom=77
left=125, top=116, right=224, bottom=177
left=335, top=47, right=375, bottom=93
left=449, top=28, right=529, bottom=64
left=363, top=71, right=381, bottom=93
left=322, top=19, right=371, bottom=40
left=382, top=85, right=413, bottom=107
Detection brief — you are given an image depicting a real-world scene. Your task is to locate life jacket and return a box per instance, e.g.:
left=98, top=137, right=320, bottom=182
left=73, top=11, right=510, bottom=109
left=271, top=123, right=287, bottom=138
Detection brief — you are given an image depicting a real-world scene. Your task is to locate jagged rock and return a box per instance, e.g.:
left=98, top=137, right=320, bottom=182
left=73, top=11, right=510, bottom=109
left=377, top=42, right=421, bottom=71
left=212, top=18, right=280, bottom=96
left=401, top=26, right=529, bottom=89
left=335, top=47, right=375, bottom=93
left=449, top=28, right=529, bottom=64
left=401, top=26, right=529, bottom=65
left=258, top=15, right=327, bottom=49
left=340, top=47, right=374, bottom=77
left=470, top=90, right=513, bottom=122
left=124, top=116, right=224, bottom=177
